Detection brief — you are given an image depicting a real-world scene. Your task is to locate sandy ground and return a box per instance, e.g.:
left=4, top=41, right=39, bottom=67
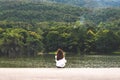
left=0, top=68, right=120, bottom=80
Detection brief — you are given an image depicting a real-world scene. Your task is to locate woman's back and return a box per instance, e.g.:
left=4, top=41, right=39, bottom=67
left=55, top=49, right=67, bottom=68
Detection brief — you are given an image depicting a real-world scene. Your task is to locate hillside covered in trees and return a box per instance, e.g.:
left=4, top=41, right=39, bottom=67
left=5, top=0, right=120, bottom=8
left=0, top=0, right=120, bottom=57
left=0, top=0, right=90, bottom=22
left=0, top=0, right=120, bottom=23
left=52, top=0, right=120, bottom=8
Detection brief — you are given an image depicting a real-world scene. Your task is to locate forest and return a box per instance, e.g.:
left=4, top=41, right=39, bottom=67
left=48, top=0, right=120, bottom=8
left=0, top=0, right=120, bottom=58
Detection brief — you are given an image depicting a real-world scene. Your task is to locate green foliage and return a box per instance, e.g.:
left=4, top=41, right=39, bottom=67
left=0, top=19, right=120, bottom=56
left=0, top=0, right=120, bottom=56
left=43, top=26, right=73, bottom=52
left=85, top=8, right=120, bottom=24
left=0, top=1, right=119, bottom=24
left=94, top=30, right=120, bottom=53
left=47, top=0, right=120, bottom=8
left=0, top=0, right=89, bottom=22
left=0, top=28, right=43, bottom=57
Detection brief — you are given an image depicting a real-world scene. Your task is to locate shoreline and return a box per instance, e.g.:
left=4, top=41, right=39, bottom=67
left=0, top=68, right=120, bottom=80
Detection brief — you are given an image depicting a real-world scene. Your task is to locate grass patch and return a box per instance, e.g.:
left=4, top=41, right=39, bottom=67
left=48, top=52, right=56, bottom=54
left=112, top=51, right=120, bottom=54
left=0, top=54, right=120, bottom=68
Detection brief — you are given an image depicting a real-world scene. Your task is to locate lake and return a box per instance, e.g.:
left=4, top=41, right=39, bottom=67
left=0, top=55, right=120, bottom=68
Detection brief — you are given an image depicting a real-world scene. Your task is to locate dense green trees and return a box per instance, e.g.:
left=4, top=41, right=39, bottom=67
left=0, top=0, right=89, bottom=22
left=94, top=30, right=120, bottom=53
left=84, top=8, right=120, bottom=24
left=0, top=0, right=119, bottom=24
left=0, top=20, right=120, bottom=57
left=44, top=0, right=120, bottom=8
left=0, top=28, right=43, bottom=57
left=41, top=20, right=120, bottom=54
left=0, top=0, right=119, bottom=57
left=43, top=26, right=73, bottom=52
left=0, top=19, right=120, bottom=57
left=93, top=21, right=120, bottom=53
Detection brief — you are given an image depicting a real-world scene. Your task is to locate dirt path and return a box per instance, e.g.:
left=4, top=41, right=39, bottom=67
left=0, top=68, right=120, bottom=80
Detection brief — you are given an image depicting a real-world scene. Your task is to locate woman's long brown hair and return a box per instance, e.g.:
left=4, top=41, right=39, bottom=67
left=56, top=49, right=64, bottom=60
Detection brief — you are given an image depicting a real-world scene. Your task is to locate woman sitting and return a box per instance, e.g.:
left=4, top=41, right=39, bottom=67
left=55, top=48, right=67, bottom=68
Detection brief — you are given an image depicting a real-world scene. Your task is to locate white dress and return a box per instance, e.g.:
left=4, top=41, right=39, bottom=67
left=55, top=56, right=67, bottom=68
